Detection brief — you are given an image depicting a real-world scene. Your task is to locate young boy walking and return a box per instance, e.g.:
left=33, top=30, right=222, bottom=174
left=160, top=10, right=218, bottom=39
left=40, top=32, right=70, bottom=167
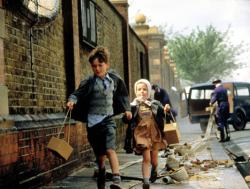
left=67, top=46, right=132, bottom=189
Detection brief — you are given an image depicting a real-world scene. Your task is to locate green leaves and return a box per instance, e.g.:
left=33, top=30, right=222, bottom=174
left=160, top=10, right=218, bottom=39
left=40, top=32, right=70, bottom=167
left=167, top=25, right=243, bottom=83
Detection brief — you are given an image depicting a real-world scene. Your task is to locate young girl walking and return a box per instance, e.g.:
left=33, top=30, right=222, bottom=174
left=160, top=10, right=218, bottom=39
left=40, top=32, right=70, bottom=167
left=124, top=79, right=170, bottom=189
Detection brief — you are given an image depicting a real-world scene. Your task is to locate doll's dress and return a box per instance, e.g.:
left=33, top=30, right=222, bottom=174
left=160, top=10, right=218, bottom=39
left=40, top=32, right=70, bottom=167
left=134, top=102, right=163, bottom=154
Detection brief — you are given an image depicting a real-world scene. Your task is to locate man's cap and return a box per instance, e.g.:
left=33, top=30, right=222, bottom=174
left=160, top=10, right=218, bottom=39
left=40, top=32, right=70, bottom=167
left=212, top=79, right=222, bottom=84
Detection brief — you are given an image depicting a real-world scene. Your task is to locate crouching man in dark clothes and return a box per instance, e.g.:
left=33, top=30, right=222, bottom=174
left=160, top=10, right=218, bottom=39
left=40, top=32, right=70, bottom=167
left=151, top=84, right=177, bottom=123
left=210, top=79, right=230, bottom=142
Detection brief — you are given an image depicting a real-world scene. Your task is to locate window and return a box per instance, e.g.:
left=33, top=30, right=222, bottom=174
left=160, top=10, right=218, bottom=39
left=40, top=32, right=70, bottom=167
left=79, top=0, right=97, bottom=47
left=236, top=86, right=250, bottom=96
left=191, top=89, right=203, bottom=99
left=190, top=89, right=213, bottom=99
left=205, top=89, right=213, bottom=99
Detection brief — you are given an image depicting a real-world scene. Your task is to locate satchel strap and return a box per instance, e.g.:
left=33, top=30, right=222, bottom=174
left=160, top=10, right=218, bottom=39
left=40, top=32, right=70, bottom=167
left=170, top=111, right=176, bottom=122
left=165, top=110, right=176, bottom=123
left=57, top=109, right=72, bottom=143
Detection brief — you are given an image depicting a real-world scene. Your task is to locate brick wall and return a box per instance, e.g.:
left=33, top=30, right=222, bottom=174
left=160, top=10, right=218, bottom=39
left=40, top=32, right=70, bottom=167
left=0, top=2, right=78, bottom=187
left=78, top=0, right=125, bottom=79
left=0, top=8, right=5, bottom=85
left=0, top=0, right=148, bottom=187
left=0, top=130, right=18, bottom=187
left=4, top=6, right=66, bottom=114
left=110, top=1, right=129, bottom=22
left=0, top=121, right=93, bottom=188
left=129, top=29, right=148, bottom=99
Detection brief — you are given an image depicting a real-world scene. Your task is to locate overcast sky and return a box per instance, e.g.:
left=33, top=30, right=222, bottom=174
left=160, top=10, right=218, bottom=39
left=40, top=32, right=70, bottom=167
left=128, top=0, right=250, bottom=82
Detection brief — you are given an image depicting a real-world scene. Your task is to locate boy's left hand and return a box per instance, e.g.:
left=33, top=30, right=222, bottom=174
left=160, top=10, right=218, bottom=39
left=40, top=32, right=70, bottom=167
left=124, top=111, right=132, bottom=120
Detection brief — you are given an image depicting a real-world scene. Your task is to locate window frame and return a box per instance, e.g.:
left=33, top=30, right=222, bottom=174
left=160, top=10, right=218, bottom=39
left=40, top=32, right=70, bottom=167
left=79, top=0, right=97, bottom=48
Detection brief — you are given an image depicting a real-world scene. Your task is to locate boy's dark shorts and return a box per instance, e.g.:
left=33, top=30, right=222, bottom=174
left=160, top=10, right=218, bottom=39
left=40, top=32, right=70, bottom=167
left=87, top=118, right=116, bottom=156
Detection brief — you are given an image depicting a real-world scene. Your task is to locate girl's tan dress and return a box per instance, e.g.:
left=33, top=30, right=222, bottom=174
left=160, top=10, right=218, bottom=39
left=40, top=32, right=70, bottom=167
left=134, top=102, right=165, bottom=154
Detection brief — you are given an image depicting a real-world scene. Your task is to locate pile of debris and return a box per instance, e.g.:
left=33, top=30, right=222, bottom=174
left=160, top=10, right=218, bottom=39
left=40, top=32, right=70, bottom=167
left=158, top=142, right=235, bottom=184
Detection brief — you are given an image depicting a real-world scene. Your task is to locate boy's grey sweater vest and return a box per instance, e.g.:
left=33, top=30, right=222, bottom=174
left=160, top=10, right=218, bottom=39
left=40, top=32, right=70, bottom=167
left=88, top=82, right=114, bottom=115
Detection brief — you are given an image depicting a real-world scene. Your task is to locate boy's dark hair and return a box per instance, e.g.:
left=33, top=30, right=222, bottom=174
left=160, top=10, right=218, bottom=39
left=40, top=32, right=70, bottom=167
left=88, top=46, right=109, bottom=64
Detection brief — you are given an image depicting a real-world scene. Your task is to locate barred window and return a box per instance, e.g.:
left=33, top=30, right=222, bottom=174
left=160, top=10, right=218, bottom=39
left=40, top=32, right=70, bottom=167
left=79, top=0, right=97, bottom=47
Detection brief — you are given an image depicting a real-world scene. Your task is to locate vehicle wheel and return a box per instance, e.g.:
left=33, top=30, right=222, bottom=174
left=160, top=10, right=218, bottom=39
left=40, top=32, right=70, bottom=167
left=200, top=121, right=208, bottom=133
left=232, top=111, right=246, bottom=131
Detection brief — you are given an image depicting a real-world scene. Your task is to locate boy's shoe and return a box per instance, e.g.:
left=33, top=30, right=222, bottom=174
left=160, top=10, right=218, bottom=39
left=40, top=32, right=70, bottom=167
left=93, top=169, right=99, bottom=178
left=98, top=184, right=105, bottom=189
left=142, top=183, right=150, bottom=189
left=110, top=183, right=122, bottom=189
left=110, top=174, right=122, bottom=189
left=98, top=181, right=105, bottom=189
left=97, top=168, right=106, bottom=189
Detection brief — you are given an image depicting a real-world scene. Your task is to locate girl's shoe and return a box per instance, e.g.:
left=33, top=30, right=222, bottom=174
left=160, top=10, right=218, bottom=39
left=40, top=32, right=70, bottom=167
left=149, top=170, right=158, bottom=183
left=142, top=183, right=150, bottom=189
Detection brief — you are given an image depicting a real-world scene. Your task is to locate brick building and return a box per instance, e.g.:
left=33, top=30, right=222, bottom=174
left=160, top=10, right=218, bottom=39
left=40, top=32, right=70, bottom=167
left=0, top=0, right=148, bottom=188
left=0, top=0, right=180, bottom=188
left=132, top=13, right=180, bottom=108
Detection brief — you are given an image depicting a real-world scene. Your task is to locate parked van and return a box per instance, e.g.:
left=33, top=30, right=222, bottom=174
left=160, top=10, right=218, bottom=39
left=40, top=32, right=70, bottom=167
left=180, top=82, right=250, bottom=132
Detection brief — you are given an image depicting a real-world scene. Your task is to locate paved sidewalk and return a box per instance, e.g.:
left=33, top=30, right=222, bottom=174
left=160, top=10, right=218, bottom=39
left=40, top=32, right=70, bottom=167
left=41, top=135, right=249, bottom=189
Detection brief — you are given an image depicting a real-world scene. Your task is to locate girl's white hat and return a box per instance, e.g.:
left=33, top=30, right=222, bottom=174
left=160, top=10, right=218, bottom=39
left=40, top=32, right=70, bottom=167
left=134, top=79, right=151, bottom=98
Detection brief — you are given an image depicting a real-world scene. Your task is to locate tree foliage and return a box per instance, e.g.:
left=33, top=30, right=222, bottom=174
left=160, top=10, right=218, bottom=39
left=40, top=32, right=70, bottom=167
left=167, top=25, right=243, bottom=83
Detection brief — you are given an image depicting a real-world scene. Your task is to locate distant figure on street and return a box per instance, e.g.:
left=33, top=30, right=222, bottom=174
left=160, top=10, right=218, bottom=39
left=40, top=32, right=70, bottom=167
left=67, top=46, right=132, bottom=189
left=152, top=84, right=177, bottom=123
left=210, top=79, right=230, bottom=142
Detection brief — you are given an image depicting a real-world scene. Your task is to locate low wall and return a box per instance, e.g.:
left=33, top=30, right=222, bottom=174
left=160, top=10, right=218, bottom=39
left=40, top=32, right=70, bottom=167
left=0, top=114, right=126, bottom=188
